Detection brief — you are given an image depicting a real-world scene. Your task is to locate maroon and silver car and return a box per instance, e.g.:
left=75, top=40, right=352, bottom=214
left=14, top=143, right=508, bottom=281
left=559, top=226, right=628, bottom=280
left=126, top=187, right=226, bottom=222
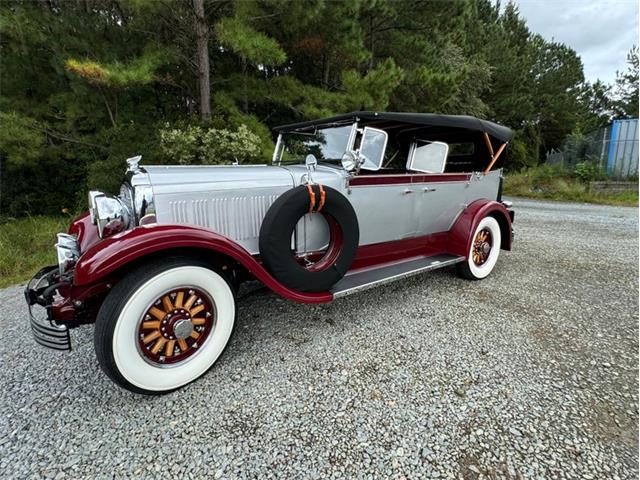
left=25, top=111, right=514, bottom=394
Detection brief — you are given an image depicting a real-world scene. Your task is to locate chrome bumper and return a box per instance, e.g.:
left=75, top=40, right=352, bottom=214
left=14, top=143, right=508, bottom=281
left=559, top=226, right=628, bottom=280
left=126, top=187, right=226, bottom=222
left=24, top=266, right=71, bottom=351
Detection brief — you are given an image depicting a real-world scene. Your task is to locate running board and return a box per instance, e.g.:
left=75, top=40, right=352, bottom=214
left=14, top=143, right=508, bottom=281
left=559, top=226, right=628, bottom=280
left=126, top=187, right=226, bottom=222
left=331, top=254, right=464, bottom=298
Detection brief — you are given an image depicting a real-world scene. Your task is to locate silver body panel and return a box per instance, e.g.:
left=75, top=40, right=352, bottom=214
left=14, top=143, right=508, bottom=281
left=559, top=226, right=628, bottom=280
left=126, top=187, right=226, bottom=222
left=347, top=183, right=416, bottom=242
left=147, top=165, right=295, bottom=254
left=139, top=164, right=501, bottom=255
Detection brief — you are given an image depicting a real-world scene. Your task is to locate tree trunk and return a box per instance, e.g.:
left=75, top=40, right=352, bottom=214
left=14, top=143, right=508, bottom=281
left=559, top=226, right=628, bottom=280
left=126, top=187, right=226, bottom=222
left=193, top=0, right=211, bottom=121
left=242, top=57, right=248, bottom=113
left=322, top=53, right=330, bottom=90
left=368, top=15, right=374, bottom=72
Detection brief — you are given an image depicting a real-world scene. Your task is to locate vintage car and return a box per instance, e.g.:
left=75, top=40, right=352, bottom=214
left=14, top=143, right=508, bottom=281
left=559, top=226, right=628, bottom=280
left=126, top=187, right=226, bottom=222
left=25, top=111, right=514, bottom=394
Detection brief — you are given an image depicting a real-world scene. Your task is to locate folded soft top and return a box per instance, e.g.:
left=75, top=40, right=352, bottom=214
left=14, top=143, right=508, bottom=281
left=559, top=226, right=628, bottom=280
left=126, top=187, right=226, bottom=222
left=275, top=111, right=514, bottom=143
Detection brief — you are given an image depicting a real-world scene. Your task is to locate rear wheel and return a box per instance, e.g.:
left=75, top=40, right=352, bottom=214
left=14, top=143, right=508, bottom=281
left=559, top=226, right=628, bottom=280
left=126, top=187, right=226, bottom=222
left=94, top=257, right=236, bottom=394
left=456, top=216, right=501, bottom=280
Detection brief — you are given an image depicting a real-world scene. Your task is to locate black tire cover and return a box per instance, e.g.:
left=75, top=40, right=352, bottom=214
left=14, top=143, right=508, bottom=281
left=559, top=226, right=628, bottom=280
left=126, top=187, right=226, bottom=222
left=259, top=184, right=359, bottom=292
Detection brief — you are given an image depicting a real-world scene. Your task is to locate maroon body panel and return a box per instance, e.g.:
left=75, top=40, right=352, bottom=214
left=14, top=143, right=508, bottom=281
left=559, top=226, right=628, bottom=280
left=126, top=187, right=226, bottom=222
left=73, top=224, right=333, bottom=304
left=350, top=232, right=450, bottom=270
left=448, top=199, right=512, bottom=258
left=68, top=212, right=101, bottom=253
left=349, top=173, right=471, bottom=187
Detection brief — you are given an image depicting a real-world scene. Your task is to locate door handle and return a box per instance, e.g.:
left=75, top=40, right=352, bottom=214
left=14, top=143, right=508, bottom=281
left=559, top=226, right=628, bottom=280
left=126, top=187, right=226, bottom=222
left=423, top=187, right=437, bottom=193
left=403, top=188, right=414, bottom=195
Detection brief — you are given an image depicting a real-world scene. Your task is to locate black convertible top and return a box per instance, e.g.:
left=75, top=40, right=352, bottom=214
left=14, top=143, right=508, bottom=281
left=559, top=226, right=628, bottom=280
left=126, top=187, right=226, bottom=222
left=275, top=111, right=514, bottom=143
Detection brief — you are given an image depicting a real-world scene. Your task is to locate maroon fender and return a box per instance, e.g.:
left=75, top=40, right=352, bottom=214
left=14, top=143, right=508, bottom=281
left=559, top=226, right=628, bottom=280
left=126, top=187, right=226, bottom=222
left=73, top=224, right=333, bottom=304
left=448, top=200, right=512, bottom=258
left=68, top=211, right=101, bottom=253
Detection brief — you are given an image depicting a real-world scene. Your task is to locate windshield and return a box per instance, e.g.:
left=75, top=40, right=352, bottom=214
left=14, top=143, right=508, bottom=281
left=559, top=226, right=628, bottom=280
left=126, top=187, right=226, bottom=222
left=276, top=124, right=353, bottom=164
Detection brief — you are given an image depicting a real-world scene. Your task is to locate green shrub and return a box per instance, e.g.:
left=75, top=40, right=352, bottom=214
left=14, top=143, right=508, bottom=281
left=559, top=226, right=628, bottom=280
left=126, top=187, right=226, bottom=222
left=505, top=135, right=538, bottom=172
left=574, top=160, right=606, bottom=183
left=159, top=123, right=262, bottom=166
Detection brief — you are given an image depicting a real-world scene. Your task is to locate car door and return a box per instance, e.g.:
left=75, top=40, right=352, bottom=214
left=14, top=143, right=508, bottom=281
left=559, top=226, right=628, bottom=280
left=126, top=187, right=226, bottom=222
left=347, top=174, right=417, bottom=245
left=411, top=173, right=471, bottom=235
left=405, top=140, right=471, bottom=236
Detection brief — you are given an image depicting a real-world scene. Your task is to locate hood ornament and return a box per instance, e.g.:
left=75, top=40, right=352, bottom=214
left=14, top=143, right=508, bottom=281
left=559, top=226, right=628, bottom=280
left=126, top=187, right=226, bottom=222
left=126, top=155, right=143, bottom=174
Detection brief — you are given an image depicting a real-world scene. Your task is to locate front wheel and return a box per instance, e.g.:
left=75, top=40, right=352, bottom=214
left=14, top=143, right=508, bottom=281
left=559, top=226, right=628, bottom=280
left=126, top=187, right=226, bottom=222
left=94, top=257, right=236, bottom=394
left=456, top=216, right=502, bottom=280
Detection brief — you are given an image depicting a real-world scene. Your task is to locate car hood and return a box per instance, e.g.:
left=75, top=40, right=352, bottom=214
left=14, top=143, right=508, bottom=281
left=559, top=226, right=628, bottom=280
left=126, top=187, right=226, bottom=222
left=142, top=165, right=295, bottom=194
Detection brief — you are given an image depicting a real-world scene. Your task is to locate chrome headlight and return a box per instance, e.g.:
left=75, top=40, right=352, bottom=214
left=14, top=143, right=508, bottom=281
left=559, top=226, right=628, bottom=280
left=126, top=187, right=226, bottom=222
left=126, top=157, right=156, bottom=225
left=131, top=184, right=156, bottom=225
left=89, top=190, right=131, bottom=238
left=56, top=233, right=80, bottom=274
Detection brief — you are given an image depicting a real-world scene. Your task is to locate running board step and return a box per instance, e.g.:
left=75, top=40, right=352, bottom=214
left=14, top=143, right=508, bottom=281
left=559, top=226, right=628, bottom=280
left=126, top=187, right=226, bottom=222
left=331, top=254, right=464, bottom=298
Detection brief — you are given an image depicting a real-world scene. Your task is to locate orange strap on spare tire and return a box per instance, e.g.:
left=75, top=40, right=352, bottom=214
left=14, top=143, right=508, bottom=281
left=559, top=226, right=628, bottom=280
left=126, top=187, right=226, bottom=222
left=306, top=184, right=316, bottom=213
left=306, top=183, right=327, bottom=213
left=317, top=184, right=326, bottom=212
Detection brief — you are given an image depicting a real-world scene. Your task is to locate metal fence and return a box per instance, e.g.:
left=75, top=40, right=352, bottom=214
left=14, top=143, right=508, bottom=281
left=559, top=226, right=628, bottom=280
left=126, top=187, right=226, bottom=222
left=546, top=118, right=639, bottom=179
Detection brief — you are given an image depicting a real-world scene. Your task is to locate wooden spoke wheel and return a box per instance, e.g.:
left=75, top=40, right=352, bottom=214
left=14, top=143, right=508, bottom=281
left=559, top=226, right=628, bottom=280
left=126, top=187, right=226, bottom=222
left=95, top=259, right=236, bottom=394
left=137, top=287, right=216, bottom=366
left=456, top=216, right=502, bottom=281
left=472, top=228, right=493, bottom=266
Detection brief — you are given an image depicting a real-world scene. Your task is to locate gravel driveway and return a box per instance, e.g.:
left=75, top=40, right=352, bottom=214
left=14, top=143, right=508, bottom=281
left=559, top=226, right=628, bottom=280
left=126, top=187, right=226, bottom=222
left=1, top=198, right=637, bottom=479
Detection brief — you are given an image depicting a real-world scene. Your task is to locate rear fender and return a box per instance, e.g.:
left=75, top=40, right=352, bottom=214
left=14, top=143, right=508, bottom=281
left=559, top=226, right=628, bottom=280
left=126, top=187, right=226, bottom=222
left=448, top=200, right=512, bottom=258
left=73, top=224, right=332, bottom=304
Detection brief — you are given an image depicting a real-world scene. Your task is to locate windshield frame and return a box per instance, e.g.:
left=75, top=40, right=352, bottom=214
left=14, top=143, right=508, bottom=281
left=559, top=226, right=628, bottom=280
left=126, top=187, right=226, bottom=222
left=272, top=122, right=358, bottom=166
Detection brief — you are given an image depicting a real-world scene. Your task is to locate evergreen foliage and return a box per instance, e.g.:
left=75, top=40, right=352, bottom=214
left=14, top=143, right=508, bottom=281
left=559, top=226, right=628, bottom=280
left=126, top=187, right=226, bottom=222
left=0, top=0, right=636, bottom=216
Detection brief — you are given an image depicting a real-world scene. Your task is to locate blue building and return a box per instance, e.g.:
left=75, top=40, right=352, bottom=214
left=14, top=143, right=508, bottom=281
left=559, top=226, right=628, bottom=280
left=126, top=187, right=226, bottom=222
left=546, top=118, right=639, bottom=179
left=606, top=119, right=638, bottom=179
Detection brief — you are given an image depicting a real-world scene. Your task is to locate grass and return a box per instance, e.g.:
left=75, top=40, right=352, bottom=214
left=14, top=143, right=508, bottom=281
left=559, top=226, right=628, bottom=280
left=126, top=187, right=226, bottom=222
left=504, top=166, right=639, bottom=207
left=0, top=216, right=71, bottom=288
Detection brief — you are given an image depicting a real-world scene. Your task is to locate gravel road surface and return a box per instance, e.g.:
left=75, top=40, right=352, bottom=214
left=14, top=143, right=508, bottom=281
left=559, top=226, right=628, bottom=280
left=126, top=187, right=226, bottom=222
left=1, top=198, right=638, bottom=479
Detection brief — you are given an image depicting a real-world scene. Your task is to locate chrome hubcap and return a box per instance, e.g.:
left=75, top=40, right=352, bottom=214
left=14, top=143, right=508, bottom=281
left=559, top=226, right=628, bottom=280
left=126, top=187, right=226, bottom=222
left=472, top=228, right=492, bottom=266
left=173, top=318, right=194, bottom=340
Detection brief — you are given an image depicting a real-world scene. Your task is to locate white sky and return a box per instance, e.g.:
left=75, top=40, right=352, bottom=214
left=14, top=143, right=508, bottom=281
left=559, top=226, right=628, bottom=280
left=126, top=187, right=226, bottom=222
left=512, top=0, right=639, bottom=84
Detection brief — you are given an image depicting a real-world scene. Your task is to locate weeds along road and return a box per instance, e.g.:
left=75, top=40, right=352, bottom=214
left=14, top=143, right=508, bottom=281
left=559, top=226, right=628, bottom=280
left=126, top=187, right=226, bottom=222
left=0, top=198, right=638, bottom=479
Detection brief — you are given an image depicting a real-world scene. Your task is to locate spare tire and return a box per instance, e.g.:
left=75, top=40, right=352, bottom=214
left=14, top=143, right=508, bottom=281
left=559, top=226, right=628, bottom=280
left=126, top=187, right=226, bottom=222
left=259, top=184, right=359, bottom=292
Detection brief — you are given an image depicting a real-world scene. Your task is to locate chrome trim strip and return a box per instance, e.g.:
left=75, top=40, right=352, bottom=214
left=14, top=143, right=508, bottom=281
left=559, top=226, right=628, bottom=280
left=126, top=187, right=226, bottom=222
left=55, top=233, right=79, bottom=274
left=272, top=134, right=283, bottom=165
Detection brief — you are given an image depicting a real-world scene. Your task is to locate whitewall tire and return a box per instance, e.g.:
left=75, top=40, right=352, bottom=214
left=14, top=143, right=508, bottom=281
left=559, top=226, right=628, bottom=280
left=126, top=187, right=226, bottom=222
left=456, top=216, right=501, bottom=280
left=94, top=257, right=236, bottom=394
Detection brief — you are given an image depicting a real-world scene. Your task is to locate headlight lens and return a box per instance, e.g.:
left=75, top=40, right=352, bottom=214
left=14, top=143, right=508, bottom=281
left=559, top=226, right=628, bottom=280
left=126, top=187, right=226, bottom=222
left=56, top=233, right=80, bottom=274
left=89, top=190, right=131, bottom=238
left=132, top=184, right=156, bottom=225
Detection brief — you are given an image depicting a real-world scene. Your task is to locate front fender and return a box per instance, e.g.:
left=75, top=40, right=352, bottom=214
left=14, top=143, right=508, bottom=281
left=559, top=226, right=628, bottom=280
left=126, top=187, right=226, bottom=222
left=448, top=200, right=513, bottom=258
left=68, top=211, right=101, bottom=253
left=73, top=224, right=332, bottom=304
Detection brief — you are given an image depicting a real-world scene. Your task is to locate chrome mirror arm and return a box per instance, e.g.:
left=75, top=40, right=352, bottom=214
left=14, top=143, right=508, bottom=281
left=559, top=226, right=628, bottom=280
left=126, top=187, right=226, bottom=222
left=272, top=134, right=283, bottom=165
